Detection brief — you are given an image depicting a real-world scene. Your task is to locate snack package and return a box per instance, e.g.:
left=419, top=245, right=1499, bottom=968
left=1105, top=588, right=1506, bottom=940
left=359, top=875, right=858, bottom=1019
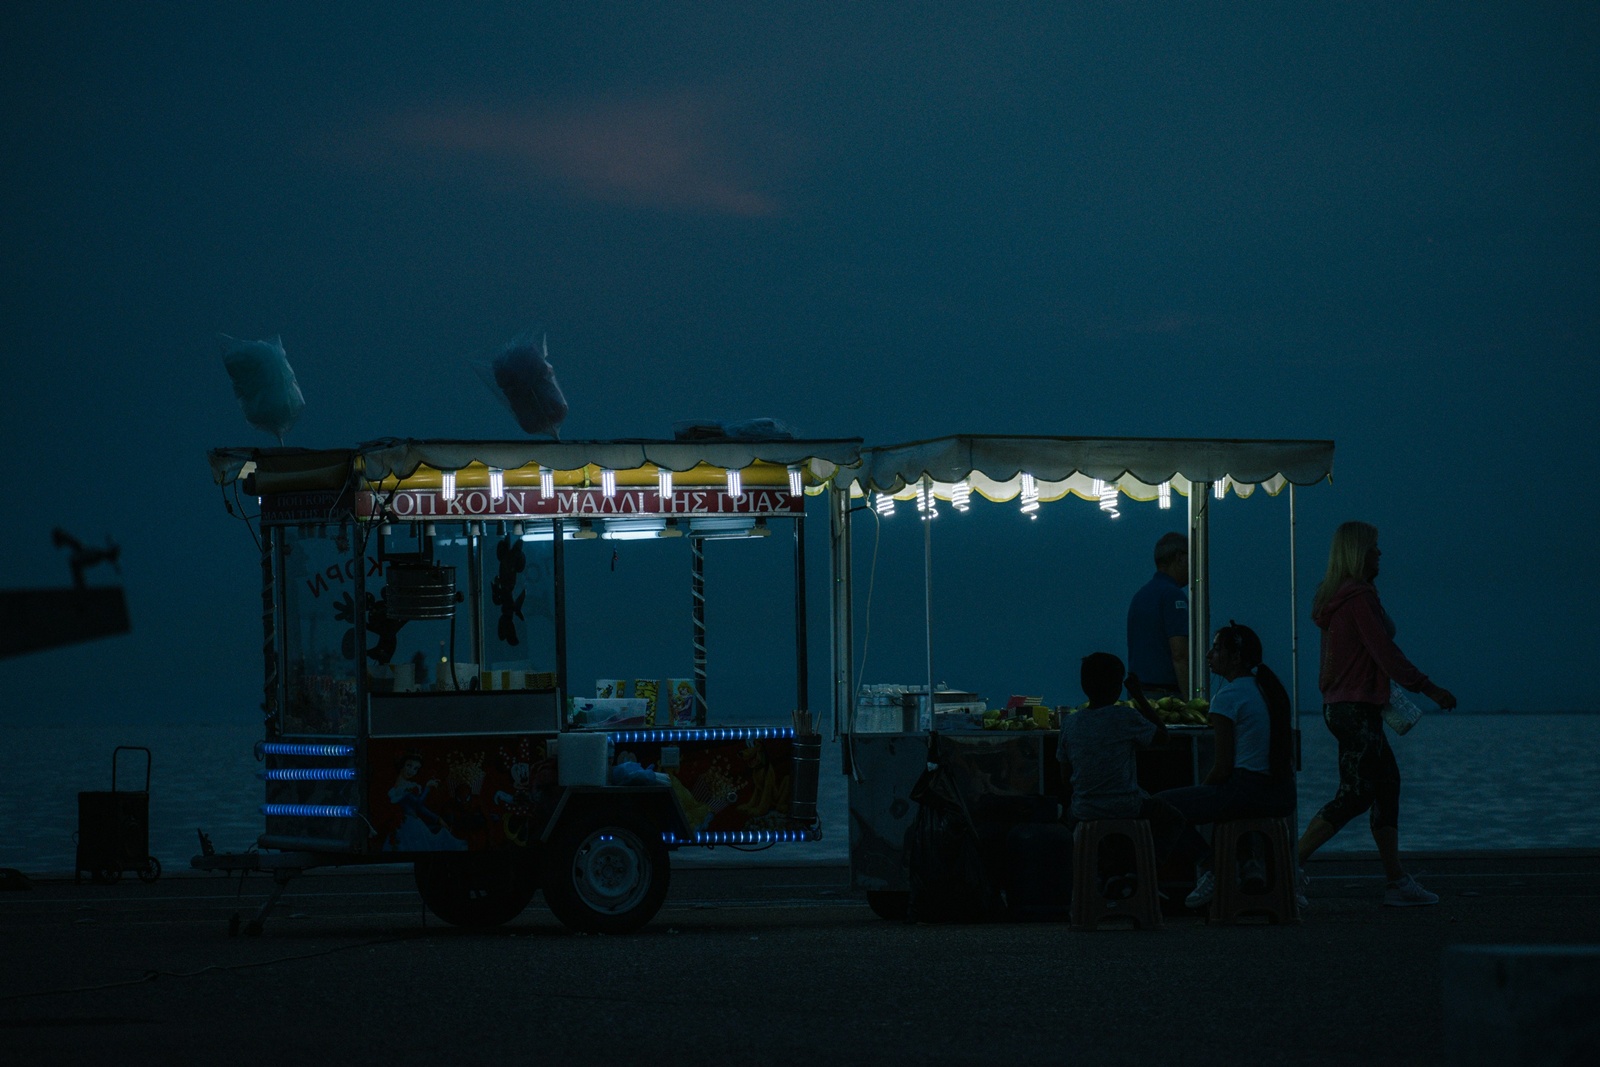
left=634, top=678, right=661, bottom=726
left=665, top=678, right=697, bottom=725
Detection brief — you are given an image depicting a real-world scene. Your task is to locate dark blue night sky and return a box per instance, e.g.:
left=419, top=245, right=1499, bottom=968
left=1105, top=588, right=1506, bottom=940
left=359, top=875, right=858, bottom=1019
left=2, top=4, right=1595, bottom=723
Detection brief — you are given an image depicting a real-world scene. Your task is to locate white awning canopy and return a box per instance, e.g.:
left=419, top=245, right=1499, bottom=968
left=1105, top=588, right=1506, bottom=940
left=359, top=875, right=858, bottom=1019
left=832, top=435, right=1335, bottom=503
left=210, top=437, right=866, bottom=490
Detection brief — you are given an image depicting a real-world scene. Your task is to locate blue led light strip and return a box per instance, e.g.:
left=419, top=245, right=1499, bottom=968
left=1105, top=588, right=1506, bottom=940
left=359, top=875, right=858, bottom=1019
left=260, top=742, right=356, bottom=757
left=260, top=804, right=357, bottom=818
left=260, top=768, right=357, bottom=781
left=661, top=829, right=820, bottom=845
left=608, top=727, right=796, bottom=745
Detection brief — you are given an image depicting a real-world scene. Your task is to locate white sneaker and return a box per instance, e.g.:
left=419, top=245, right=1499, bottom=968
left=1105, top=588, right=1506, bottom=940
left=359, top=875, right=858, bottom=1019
left=1294, top=866, right=1310, bottom=913
left=1383, top=874, right=1439, bottom=907
left=1185, top=869, right=1215, bottom=909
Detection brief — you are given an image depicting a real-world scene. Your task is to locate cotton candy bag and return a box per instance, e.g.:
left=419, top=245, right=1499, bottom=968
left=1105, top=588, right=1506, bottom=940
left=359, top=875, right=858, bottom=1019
left=473, top=331, right=568, bottom=438
left=220, top=334, right=305, bottom=443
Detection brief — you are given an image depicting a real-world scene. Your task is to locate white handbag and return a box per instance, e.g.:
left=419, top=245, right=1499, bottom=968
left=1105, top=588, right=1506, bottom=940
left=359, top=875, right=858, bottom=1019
left=1380, top=682, right=1431, bottom=735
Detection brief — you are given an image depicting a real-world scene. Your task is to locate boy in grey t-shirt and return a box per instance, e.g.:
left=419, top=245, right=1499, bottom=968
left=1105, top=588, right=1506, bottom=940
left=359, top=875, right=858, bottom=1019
left=1057, top=652, right=1186, bottom=860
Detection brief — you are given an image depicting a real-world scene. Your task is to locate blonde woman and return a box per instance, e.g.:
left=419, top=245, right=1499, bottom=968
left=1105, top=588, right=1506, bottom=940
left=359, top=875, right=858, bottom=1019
left=1296, top=522, right=1457, bottom=906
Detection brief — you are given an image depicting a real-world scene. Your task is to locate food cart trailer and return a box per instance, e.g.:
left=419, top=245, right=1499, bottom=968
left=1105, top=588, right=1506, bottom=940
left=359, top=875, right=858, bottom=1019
left=823, top=436, right=1335, bottom=918
left=195, top=436, right=860, bottom=934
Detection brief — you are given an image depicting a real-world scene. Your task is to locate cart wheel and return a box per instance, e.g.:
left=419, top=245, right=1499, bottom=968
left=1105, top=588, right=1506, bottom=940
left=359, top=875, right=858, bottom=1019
left=542, top=810, right=669, bottom=935
left=414, top=852, right=538, bottom=928
left=138, top=856, right=162, bottom=883
left=866, top=890, right=910, bottom=922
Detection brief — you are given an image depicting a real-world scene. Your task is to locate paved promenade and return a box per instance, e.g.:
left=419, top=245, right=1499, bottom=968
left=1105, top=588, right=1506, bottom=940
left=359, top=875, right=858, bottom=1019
left=2, top=851, right=1597, bottom=1066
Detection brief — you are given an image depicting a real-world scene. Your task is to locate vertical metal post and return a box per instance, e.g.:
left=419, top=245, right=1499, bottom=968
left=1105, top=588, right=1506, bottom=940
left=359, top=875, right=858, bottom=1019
left=1289, top=484, right=1300, bottom=727
left=691, top=534, right=708, bottom=725
left=552, top=521, right=568, bottom=718
left=830, top=484, right=854, bottom=743
left=466, top=526, right=484, bottom=675
left=794, top=514, right=808, bottom=718
left=351, top=520, right=367, bottom=712
left=923, top=477, right=934, bottom=731
left=1187, top=481, right=1211, bottom=701
left=350, top=520, right=369, bottom=851
left=262, top=525, right=280, bottom=739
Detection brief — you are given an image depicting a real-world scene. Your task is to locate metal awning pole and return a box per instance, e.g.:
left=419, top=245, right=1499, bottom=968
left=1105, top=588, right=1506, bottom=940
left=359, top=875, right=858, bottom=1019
left=262, top=525, right=281, bottom=739
left=1289, top=484, right=1300, bottom=730
left=691, top=535, right=708, bottom=725
left=553, top=520, right=568, bottom=714
left=829, top=484, right=854, bottom=744
left=923, top=477, right=934, bottom=732
left=1187, top=481, right=1211, bottom=701
left=794, top=513, right=808, bottom=717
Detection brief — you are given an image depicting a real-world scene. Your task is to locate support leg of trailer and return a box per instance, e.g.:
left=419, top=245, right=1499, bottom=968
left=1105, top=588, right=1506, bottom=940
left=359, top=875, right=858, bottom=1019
left=236, top=866, right=303, bottom=937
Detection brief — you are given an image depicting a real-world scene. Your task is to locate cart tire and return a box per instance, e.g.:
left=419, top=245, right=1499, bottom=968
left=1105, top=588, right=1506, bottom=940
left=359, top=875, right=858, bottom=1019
left=542, top=811, right=669, bottom=935
left=138, top=857, right=162, bottom=883
left=414, top=852, right=538, bottom=928
left=867, top=890, right=910, bottom=922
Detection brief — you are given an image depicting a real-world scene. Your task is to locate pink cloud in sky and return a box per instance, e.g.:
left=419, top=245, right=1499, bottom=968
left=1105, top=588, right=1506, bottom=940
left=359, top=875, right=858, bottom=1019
left=383, top=93, right=780, bottom=217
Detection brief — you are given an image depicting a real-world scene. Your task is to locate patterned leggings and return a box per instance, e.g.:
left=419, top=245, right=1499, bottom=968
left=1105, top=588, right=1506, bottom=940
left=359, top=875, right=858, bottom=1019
left=1312, top=701, right=1400, bottom=832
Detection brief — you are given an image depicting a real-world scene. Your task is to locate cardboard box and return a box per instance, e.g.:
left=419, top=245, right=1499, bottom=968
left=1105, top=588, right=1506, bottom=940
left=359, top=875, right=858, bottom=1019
left=596, top=679, right=627, bottom=699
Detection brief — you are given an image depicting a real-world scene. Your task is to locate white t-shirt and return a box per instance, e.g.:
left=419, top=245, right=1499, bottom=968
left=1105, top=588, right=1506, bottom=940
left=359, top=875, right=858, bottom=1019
left=1209, top=675, right=1272, bottom=775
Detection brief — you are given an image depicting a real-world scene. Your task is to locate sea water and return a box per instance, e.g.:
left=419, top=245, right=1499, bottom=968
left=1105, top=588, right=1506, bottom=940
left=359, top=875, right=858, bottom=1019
left=2, top=713, right=1598, bottom=876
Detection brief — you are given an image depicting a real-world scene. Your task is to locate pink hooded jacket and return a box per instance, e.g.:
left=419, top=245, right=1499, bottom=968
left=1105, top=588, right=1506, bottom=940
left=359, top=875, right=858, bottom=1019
left=1314, top=579, right=1430, bottom=705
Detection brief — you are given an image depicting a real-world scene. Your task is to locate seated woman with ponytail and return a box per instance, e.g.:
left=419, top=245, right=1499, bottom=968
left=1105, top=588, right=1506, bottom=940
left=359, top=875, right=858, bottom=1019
left=1153, top=621, right=1296, bottom=909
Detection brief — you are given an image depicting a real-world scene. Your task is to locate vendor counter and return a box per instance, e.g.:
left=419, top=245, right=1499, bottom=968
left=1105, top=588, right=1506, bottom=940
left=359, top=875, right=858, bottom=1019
left=846, top=727, right=1215, bottom=894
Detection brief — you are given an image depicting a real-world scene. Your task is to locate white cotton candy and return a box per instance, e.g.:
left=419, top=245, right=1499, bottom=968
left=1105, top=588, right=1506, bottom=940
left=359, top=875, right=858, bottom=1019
left=474, top=331, right=568, bottom=439
left=220, top=334, right=305, bottom=443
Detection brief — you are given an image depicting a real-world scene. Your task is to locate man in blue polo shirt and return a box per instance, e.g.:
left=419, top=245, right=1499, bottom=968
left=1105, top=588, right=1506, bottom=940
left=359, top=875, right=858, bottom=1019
left=1126, top=532, right=1189, bottom=698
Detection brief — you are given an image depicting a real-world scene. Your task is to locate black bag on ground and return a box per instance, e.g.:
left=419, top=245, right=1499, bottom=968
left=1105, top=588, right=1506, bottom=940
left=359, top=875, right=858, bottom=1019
left=904, top=763, right=998, bottom=923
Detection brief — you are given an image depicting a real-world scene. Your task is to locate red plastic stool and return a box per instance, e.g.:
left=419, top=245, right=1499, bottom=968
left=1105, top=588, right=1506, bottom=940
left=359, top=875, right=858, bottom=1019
left=1208, top=816, right=1299, bottom=925
left=1071, top=819, right=1163, bottom=931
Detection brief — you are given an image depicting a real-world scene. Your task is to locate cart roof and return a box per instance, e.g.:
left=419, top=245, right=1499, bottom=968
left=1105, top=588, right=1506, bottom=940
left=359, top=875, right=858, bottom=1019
left=833, top=435, right=1334, bottom=502
left=209, top=437, right=866, bottom=490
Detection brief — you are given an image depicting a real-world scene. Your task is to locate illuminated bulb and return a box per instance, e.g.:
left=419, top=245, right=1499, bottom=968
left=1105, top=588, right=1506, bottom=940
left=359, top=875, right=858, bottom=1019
left=600, top=469, right=616, bottom=498
left=1019, top=472, right=1040, bottom=515
left=1214, top=477, right=1227, bottom=500
left=1158, top=481, right=1172, bottom=510
left=951, top=479, right=971, bottom=512
left=440, top=469, right=457, bottom=501
left=539, top=469, right=554, bottom=499
left=915, top=481, right=937, bottom=520
left=488, top=467, right=504, bottom=501
left=726, top=468, right=743, bottom=499
left=788, top=466, right=804, bottom=496
left=1091, top=478, right=1104, bottom=496
left=657, top=468, right=673, bottom=498
left=874, top=491, right=896, bottom=517
left=1099, top=481, right=1120, bottom=518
